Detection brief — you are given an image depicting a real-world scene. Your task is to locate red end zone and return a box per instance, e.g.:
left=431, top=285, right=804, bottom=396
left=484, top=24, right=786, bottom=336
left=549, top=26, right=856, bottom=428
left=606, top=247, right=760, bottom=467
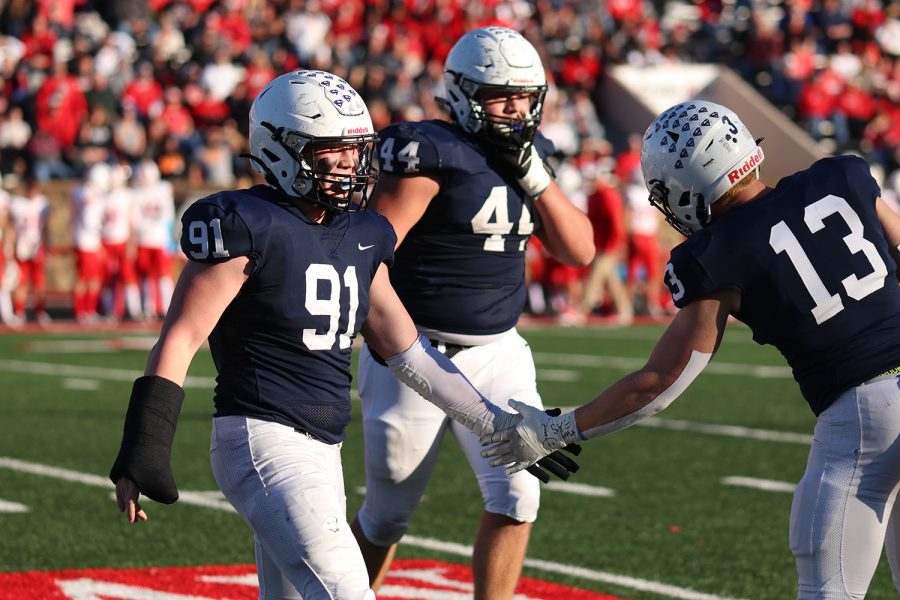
left=0, top=559, right=628, bottom=599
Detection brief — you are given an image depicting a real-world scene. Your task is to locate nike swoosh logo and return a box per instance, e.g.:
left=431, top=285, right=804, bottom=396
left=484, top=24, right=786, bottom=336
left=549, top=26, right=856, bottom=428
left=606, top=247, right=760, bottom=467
left=358, top=243, right=375, bottom=251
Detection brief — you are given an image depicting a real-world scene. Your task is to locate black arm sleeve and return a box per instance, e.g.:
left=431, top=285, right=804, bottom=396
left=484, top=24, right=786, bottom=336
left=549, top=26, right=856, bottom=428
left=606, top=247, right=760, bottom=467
left=109, top=376, right=185, bottom=504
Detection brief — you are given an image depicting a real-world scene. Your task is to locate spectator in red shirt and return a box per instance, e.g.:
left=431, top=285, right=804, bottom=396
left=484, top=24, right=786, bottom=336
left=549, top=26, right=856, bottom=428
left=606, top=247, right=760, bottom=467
left=578, top=171, right=632, bottom=324
left=206, top=0, right=252, bottom=55
left=19, top=14, right=56, bottom=61
left=35, top=60, right=88, bottom=150
left=244, top=49, right=277, bottom=100
left=560, top=44, right=602, bottom=90
left=839, top=81, right=877, bottom=139
left=614, top=134, right=642, bottom=186
left=121, top=62, right=164, bottom=122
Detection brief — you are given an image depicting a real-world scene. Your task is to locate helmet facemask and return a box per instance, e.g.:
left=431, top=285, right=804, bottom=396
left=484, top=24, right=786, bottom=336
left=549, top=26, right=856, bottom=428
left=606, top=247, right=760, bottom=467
left=261, top=122, right=378, bottom=213
left=449, top=75, right=547, bottom=151
left=647, top=179, right=710, bottom=238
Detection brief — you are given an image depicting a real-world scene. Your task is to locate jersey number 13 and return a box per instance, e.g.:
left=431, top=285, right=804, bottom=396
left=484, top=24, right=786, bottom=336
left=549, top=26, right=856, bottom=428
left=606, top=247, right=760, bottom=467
left=769, top=194, right=887, bottom=324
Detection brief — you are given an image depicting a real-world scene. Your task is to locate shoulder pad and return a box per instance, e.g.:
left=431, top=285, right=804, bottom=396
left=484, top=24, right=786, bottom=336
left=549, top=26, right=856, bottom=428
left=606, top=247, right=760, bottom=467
left=533, top=132, right=556, bottom=161
left=811, top=154, right=881, bottom=205
left=180, top=192, right=253, bottom=263
left=377, top=121, right=466, bottom=176
left=665, top=234, right=725, bottom=308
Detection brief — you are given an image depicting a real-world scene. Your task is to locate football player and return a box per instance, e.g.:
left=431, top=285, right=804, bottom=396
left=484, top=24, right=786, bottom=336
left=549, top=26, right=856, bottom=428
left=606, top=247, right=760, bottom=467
left=130, top=159, right=175, bottom=320
left=350, top=27, right=594, bottom=599
left=71, top=162, right=111, bottom=324
left=482, top=99, right=900, bottom=599
left=8, top=176, right=51, bottom=324
left=100, top=162, right=141, bottom=321
left=109, top=70, right=534, bottom=600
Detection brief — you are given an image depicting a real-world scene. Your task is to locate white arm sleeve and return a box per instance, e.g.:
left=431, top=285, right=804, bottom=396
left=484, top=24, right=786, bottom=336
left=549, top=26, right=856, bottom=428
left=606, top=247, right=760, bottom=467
left=385, top=335, right=510, bottom=436
left=581, top=350, right=712, bottom=439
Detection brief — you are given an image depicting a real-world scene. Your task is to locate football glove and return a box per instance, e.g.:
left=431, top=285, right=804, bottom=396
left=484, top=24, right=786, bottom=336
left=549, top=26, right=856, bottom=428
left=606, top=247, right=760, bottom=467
left=497, top=143, right=552, bottom=197
left=481, top=400, right=583, bottom=480
left=109, top=376, right=184, bottom=504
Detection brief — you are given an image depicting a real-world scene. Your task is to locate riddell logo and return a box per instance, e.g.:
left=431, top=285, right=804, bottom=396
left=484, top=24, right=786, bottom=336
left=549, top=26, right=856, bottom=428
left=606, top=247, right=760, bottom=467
left=727, top=147, right=764, bottom=184
left=346, top=127, right=370, bottom=134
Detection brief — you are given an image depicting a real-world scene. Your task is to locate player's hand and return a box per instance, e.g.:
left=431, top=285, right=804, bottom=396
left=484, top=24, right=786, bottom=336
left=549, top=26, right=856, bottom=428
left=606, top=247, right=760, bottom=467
left=114, top=477, right=148, bottom=524
left=481, top=401, right=583, bottom=480
left=497, top=143, right=551, bottom=197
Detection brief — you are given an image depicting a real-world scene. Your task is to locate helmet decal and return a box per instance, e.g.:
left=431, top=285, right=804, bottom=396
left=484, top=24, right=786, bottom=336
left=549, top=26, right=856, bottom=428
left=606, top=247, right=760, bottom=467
left=640, top=99, right=763, bottom=236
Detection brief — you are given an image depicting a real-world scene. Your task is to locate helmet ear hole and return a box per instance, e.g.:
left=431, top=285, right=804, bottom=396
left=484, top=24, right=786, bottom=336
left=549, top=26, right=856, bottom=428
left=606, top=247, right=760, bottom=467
left=263, top=149, right=280, bottom=163
left=678, top=191, right=692, bottom=207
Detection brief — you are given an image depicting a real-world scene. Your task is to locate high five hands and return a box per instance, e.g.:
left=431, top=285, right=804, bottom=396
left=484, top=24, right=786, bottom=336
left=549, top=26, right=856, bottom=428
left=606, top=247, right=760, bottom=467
left=482, top=401, right=583, bottom=483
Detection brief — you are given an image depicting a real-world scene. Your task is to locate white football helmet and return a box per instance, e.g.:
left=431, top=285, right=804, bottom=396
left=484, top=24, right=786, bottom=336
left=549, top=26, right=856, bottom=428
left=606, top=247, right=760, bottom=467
left=441, top=26, right=547, bottom=150
left=640, top=100, right=764, bottom=236
left=86, top=162, right=112, bottom=194
left=135, top=159, right=161, bottom=187
left=248, top=70, right=378, bottom=212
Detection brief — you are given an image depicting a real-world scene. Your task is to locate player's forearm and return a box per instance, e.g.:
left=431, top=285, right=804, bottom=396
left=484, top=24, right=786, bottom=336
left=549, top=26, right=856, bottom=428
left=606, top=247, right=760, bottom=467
left=574, top=351, right=712, bottom=438
left=535, top=183, right=595, bottom=267
left=143, top=324, right=208, bottom=386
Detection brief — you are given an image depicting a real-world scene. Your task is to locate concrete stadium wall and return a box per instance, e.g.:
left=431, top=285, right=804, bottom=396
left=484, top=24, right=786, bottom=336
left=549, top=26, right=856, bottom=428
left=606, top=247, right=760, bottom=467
left=596, top=64, right=825, bottom=184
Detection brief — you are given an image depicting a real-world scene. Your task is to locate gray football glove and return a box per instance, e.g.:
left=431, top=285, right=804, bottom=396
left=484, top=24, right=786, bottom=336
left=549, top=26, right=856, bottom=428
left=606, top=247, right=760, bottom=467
left=481, top=401, right=582, bottom=482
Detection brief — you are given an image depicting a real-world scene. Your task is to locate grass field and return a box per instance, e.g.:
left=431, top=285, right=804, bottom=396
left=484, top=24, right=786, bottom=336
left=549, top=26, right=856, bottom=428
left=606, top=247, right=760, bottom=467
left=0, top=322, right=897, bottom=599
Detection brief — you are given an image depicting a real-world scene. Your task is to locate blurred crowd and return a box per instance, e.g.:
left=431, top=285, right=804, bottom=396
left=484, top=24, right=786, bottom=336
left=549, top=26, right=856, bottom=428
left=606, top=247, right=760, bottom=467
left=0, top=0, right=898, bottom=325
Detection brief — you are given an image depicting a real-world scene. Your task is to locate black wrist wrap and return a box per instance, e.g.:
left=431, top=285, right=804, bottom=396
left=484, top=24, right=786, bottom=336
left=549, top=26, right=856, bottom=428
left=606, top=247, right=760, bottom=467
left=109, top=375, right=185, bottom=504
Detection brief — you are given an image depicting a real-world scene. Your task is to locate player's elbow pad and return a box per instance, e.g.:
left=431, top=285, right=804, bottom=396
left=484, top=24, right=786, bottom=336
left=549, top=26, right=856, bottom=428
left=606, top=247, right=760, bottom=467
left=109, top=376, right=185, bottom=504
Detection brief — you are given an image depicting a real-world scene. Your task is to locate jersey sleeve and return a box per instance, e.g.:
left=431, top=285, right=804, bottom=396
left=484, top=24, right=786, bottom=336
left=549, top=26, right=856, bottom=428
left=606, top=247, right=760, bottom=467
left=367, top=210, right=397, bottom=268
left=533, top=132, right=556, bottom=161
left=665, top=234, right=744, bottom=308
left=376, top=122, right=443, bottom=176
left=180, top=198, right=254, bottom=264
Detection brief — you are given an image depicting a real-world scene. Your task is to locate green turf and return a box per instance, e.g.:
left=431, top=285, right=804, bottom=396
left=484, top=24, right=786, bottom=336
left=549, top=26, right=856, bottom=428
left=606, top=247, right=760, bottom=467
left=0, top=325, right=896, bottom=599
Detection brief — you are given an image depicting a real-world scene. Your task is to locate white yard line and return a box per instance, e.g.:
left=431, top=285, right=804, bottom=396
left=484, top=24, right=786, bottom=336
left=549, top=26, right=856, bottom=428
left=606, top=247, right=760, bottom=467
left=404, top=536, right=746, bottom=600
left=0, top=359, right=216, bottom=388
left=0, top=498, right=29, bottom=513
left=0, top=456, right=745, bottom=600
left=63, top=378, right=102, bottom=391
left=721, top=476, right=796, bottom=493
left=0, top=360, right=810, bottom=447
left=543, top=481, right=615, bottom=497
left=533, top=353, right=793, bottom=378
left=637, top=418, right=812, bottom=445
left=523, top=325, right=759, bottom=345
left=535, top=369, right=580, bottom=382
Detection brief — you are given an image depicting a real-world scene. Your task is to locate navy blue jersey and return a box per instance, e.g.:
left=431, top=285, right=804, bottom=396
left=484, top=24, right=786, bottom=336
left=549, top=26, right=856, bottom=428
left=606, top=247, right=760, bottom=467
left=180, top=185, right=396, bottom=443
left=664, top=155, right=900, bottom=414
left=377, top=120, right=555, bottom=335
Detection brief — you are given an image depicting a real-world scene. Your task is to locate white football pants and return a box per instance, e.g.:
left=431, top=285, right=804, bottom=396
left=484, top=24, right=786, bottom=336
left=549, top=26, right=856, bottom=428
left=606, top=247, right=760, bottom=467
left=356, top=328, right=542, bottom=546
left=210, top=415, right=374, bottom=600
left=790, top=374, right=900, bottom=599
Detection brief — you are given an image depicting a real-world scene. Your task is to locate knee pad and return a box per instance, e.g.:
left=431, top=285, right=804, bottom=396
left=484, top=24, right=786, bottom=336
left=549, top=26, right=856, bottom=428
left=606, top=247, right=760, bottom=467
left=357, top=500, right=410, bottom=546
left=480, top=468, right=540, bottom=523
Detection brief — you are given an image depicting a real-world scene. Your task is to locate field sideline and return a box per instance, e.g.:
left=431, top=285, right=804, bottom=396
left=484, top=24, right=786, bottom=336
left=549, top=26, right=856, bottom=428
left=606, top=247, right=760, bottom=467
left=0, top=322, right=896, bottom=599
